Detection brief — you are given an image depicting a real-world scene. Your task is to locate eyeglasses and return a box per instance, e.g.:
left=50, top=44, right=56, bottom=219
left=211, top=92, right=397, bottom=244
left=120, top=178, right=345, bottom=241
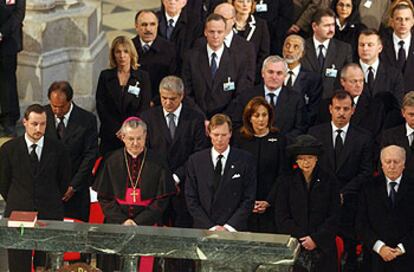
left=337, top=2, right=352, bottom=8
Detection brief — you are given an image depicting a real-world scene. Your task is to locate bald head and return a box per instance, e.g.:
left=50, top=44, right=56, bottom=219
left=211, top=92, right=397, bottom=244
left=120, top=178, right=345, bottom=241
left=214, top=3, right=236, bottom=35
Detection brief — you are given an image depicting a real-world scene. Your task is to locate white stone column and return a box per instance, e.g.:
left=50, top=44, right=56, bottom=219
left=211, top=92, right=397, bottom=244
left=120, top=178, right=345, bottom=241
left=17, top=0, right=108, bottom=112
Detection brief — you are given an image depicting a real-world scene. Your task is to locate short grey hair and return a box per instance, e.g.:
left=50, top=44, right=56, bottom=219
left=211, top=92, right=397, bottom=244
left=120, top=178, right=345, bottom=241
left=159, top=75, right=184, bottom=96
left=340, top=63, right=363, bottom=79
left=380, top=145, right=406, bottom=163
left=262, top=55, right=288, bottom=74
left=119, top=117, right=147, bottom=135
left=284, top=34, right=305, bottom=52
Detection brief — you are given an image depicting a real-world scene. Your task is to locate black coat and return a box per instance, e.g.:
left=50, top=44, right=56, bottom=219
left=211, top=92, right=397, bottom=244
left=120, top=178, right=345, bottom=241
left=185, top=147, right=257, bottom=231
left=182, top=45, right=251, bottom=119
left=233, top=130, right=288, bottom=233
left=275, top=167, right=340, bottom=272
left=95, top=67, right=151, bottom=155
left=132, top=35, right=177, bottom=104
left=0, top=0, right=25, bottom=55
left=381, top=32, right=414, bottom=93
left=0, top=136, right=71, bottom=220
left=308, top=123, right=373, bottom=194
left=233, top=14, right=270, bottom=83
left=45, top=103, right=98, bottom=221
left=302, top=38, right=353, bottom=99
left=334, top=22, right=366, bottom=61
left=230, top=85, right=306, bottom=139
left=357, top=175, right=414, bottom=272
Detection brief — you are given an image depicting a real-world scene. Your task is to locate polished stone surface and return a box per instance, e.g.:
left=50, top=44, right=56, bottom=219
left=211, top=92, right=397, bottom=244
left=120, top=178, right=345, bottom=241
left=0, top=219, right=298, bottom=271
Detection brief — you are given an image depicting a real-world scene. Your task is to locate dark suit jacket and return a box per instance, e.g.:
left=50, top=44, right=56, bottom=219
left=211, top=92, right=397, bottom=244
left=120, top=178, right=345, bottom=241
left=292, top=66, right=322, bottom=127
left=364, top=60, right=405, bottom=105
left=381, top=125, right=414, bottom=177
left=0, top=0, right=25, bottom=55
left=182, top=45, right=251, bottom=118
left=308, top=123, right=373, bottom=194
left=231, top=85, right=306, bottom=139
left=157, top=6, right=202, bottom=73
left=132, top=35, right=177, bottom=104
left=381, top=32, right=414, bottom=93
left=96, top=67, right=151, bottom=155
left=234, top=14, right=270, bottom=83
left=0, top=136, right=71, bottom=220
left=140, top=104, right=208, bottom=183
left=302, top=38, right=353, bottom=98
left=275, top=167, right=340, bottom=272
left=357, top=175, right=414, bottom=272
left=185, top=147, right=257, bottom=230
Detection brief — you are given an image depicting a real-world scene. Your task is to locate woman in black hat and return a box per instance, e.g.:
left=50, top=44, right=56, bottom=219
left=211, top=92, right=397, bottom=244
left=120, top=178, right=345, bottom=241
left=275, top=135, right=341, bottom=272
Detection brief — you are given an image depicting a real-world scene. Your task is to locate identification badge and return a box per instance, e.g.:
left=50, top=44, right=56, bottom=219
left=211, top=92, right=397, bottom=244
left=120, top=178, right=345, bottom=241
left=223, top=77, right=235, bottom=91
left=363, top=0, right=372, bottom=8
left=127, top=82, right=141, bottom=97
left=256, top=1, right=268, bottom=12
left=6, top=0, right=16, bottom=4
left=325, top=65, right=338, bottom=78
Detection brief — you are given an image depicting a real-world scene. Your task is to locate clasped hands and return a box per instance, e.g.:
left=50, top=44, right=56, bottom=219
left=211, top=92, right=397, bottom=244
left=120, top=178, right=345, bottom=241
left=379, top=245, right=404, bottom=262
left=300, top=236, right=317, bottom=251
left=253, top=200, right=270, bottom=214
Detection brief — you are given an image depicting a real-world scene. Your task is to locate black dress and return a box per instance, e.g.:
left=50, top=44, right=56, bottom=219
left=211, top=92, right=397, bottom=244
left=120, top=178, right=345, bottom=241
left=233, top=130, right=288, bottom=233
left=275, top=166, right=340, bottom=272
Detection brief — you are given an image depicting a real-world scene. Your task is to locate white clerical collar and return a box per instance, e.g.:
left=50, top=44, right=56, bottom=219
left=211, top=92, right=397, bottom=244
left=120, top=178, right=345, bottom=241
left=165, top=12, right=180, bottom=27
left=139, top=37, right=154, bottom=47
left=163, top=103, right=182, bottom=120
left=224, top=30, right=234, bottom=48
left=55, top=102, right=73, bottom=127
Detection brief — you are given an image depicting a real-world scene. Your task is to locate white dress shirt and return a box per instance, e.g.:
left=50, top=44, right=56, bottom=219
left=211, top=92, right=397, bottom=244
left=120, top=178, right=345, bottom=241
left=54, top=102, right=73, bottom=128
left=393, top=32, right=411, bottom=60
left=331, top=122, right=349, bottom=147
left=25, top=134, right=45, bottom=160
left=207, top=44, right=225, bottom=68
left=313, top=36, right=330, bottom=58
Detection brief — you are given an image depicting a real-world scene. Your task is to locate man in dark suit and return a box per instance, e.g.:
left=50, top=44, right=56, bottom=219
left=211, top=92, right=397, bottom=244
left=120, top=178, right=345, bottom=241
left=132, top=10, right=177, bottom=105
left=157, top=0, right=202, bottom=73
left=231, top=55, right=306, bottom=139
left=0, top=104, right=71, bottom=272
left=301, top=8, right=353, bottom=99
left=185, top=114, right=256, bottom=231
left=283, top=34, right=322, bottom=127
left=381, top=3, right=414, bottom=93
left=45, top=81, right=98, bottom=222
left=182, top=13, right=250, bottom=119
left=140, top=76, right=208, bottom=228
left=358, top=29, right=405, bottom=105
left=0, top=0, right=25, bottom=137
left=357, top=145, right=414, bottom=272
left=382, top=91, right=414, bottom=177
left=308, top=90, right=372, bottom=272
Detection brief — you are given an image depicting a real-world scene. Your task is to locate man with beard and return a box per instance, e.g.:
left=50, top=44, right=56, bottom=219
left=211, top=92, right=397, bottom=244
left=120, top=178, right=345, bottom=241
left=0, top=104, right=71, bottom=271
left=283, top=34, right=322, bottom=127
left=301, top=8, right=353, bottom=99
left=308, top=90, right=372, bottom=272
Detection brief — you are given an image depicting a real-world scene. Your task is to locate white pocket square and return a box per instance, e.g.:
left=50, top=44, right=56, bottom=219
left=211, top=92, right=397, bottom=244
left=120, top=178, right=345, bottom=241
left=232, top=173, right=241, bottom=179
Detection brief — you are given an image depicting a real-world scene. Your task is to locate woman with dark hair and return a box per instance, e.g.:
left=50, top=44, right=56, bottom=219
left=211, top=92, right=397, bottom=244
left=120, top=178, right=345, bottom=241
left=332, top=0, right=366, bottom=60
left=96, top=35, right=152, bottom=155
left=231, top=0, right=270, bottom=83
left=275, top=135, right=340, bottom=272
left=233, top=96, right=287, bottom=233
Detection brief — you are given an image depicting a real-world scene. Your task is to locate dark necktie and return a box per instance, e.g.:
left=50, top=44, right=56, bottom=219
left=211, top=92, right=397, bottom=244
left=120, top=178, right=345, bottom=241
left=398, top=40, right=406, bottom=71
left=318, top=44, right=325, bottom=71
left=213, top=154, right=223, bottom=193
left=167, top=113, right=176, bottom=139
left=268, top=93, right=276, bottom=107
left=57, top=116, right=65, bottom=139
left=166, top=19, right=174, bottom=40
left=335, top=129, right=343, bottom=169
left=367, top=66, right=374, bottom=95
left=389, top=181, right=397, bottom=208
left=211, top=52, right=218, bottom=77
left=30, top=144, right=39, bottom=174
left=142, top=43, right=150, bottom=53
left=287, top=71, right=294, bottom=87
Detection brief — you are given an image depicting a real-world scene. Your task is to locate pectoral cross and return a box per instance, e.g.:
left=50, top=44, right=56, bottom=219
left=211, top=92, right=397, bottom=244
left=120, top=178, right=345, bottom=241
left=130, top=189, right=138, bottom=203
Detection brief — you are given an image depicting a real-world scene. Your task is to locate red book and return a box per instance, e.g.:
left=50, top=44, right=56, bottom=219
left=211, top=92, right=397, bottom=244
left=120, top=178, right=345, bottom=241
left=7, top=211, right=38, bottom=228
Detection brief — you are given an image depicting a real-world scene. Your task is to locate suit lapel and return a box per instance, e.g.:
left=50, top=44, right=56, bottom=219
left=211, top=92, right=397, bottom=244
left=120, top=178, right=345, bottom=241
left=275, top=88, right=288, bottom=128
left=37, top=137, right=53, bottom=175
left=324, top=40, right=336, bottom=70
left=213, top=48, right=231, bottom=91
left=324, top=124, right=336, bottom=171
left=336, top=126, right=354, bottom=171
left=172, top=106, right=188, bottom=145
left=377, top=176, right=392, bottom=211
left=18, top=137, right=35, bottom=177
left=156, top=108, right=173, bottom=144
left=396, top=175, right=408, bottom=207
left=306, top=40, right=320, bottom=72
left=200, top=49, right=213, bottom=89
